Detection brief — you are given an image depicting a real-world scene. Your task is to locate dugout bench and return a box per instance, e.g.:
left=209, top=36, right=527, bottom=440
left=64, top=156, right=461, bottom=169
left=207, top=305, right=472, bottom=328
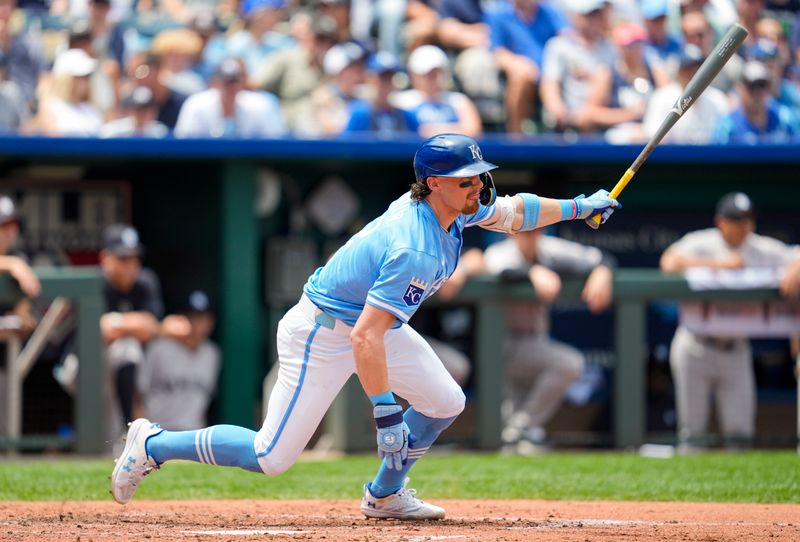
left=324, top=270, right=789, bottom=451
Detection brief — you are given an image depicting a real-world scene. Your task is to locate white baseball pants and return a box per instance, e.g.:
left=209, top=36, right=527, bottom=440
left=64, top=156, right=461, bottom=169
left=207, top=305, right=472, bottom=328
left=254, top=295, right=465, bottom=475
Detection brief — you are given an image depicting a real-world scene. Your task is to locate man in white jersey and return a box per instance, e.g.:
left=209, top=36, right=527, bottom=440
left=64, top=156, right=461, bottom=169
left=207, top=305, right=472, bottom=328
left=661, top=192, right=800, bottom=452
left=110, top=133, right=619, bottom=519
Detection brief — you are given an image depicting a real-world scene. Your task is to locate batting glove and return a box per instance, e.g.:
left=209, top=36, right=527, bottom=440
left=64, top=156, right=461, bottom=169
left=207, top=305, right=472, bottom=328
left=573, top=190, right=622, bottom=224
left=373, top=404, right=409, bottom=470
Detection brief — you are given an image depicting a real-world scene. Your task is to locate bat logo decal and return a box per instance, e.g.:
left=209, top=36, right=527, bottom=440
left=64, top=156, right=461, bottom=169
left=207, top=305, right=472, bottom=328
left=671, top=96, right=694, bottom=116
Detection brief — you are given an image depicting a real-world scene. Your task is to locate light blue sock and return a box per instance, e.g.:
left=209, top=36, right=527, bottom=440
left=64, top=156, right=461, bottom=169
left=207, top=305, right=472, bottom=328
left=146, top=425, right=262, bottom=473
left=368, top=408, right=456, bottom=498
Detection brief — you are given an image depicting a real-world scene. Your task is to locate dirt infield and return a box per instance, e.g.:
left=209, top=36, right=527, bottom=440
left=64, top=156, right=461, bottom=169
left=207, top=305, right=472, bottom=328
left=2, top=500, right=799, bottom=541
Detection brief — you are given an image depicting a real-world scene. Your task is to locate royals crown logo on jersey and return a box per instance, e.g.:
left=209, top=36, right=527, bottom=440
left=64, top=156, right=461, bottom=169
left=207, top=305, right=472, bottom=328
left=402, top=277, right=428, bottom=307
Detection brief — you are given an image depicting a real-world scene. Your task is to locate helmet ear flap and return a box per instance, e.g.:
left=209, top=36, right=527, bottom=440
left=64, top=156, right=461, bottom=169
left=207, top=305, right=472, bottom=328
left=479, top=171, right=496, bottom=206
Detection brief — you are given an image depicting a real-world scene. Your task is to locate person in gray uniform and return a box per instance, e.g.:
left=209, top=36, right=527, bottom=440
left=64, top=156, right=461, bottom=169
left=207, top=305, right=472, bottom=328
left=440, top=230, right=614, bottom=451
left=484, top=228, right=615, bottom=450
left=660, top=192, right=800, bottom=451
left=137, top=290, right=220, bottom=430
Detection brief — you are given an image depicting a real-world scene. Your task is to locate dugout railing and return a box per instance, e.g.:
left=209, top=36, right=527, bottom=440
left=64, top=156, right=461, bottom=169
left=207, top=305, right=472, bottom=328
left=324, top=271, right=791, bottom=451
left=0, top=267, right=104, bottom=454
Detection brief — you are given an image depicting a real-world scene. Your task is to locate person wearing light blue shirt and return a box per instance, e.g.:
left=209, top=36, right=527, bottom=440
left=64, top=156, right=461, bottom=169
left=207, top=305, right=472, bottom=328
left=110, top=133, right=619, bottom=521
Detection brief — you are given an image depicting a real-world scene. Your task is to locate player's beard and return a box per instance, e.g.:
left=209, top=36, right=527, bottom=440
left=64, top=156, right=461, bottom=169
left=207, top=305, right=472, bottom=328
left=462, top=194, right=480, bottom=215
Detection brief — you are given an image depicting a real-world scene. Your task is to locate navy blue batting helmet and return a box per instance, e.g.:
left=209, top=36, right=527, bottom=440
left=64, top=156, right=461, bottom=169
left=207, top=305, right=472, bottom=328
left=413, top=134, right=498, bottom=206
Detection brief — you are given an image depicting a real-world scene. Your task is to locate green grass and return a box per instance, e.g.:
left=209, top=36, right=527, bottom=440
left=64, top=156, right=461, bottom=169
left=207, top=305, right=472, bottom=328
left=1, top=451, right=798, bottom=502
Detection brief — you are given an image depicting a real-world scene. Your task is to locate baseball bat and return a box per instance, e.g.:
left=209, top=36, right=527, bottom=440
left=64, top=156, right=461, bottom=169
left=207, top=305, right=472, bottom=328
left=586, top=23, right=749, bottom=229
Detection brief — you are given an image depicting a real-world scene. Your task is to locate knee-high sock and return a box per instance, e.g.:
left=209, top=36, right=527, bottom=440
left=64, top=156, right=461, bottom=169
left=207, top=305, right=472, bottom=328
left=369, top=408, right=456, bottom=497
left=145, top=425, right=262, bottom=473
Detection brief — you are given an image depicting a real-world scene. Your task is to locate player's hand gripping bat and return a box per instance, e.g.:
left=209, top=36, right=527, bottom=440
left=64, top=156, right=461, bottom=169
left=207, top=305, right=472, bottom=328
left=586, top=24, right=749, bottom=229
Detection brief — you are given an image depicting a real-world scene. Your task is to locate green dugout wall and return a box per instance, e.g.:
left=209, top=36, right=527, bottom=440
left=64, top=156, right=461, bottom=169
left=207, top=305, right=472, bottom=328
left=1, top=136, right=797, bottom=451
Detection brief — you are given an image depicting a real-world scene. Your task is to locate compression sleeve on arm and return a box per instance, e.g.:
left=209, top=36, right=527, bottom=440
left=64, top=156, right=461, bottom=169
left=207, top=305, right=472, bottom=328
left=519, top=193, right=541, bottom=231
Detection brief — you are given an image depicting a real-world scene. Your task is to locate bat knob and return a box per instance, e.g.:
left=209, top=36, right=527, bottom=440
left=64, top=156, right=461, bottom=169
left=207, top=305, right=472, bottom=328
left=584, top=216, right=601, bottom=230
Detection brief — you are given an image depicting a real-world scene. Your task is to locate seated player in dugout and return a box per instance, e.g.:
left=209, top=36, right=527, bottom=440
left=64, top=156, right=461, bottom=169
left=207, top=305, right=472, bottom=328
left=112, top=133, right=619, bottom=520
left=136, top=290, right=220, bottom=431
left=99, top=224, right=164, bottom=441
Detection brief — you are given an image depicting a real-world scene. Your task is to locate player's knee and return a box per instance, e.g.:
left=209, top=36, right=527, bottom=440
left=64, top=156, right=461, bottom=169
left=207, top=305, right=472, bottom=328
left=258, top=455, right=294, bottom=477
left=437, top=385, right=466, bottom=418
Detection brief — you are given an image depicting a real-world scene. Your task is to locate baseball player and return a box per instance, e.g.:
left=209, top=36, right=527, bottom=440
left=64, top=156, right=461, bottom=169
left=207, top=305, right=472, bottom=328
left=111, top=133, right=619, bottom=519
left=661, top=192, right=800, bottom=451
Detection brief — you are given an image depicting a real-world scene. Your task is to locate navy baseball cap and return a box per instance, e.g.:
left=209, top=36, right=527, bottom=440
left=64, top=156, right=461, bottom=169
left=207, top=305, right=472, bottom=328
left=182, top=290, right=214, bottom=314
left=103, top=223, right=143, bottom=257
left=716, top=192, right=755, bottom=220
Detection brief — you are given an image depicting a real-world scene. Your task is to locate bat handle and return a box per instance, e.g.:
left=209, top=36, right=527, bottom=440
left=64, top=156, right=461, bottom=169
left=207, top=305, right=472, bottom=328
left=584, top=168, right=636, bottom=229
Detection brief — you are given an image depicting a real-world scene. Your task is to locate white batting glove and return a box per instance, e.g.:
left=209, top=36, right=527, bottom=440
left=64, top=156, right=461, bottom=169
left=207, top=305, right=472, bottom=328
left=373, top=404, right=409, bottom=470
left=574, top=190, right=622, bottom=223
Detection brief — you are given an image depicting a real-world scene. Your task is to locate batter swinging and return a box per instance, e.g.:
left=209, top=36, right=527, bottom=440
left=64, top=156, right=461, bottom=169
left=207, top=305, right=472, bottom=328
left=111, top=133, right=619, bottom=519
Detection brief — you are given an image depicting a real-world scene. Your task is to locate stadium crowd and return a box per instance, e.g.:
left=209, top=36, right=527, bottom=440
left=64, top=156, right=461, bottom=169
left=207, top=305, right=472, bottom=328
left=1, top=0, right=799, bottom=140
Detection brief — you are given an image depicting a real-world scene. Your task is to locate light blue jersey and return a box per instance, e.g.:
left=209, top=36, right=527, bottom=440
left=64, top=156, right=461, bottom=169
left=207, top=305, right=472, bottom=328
left=304, top=192, right=495, bottom=327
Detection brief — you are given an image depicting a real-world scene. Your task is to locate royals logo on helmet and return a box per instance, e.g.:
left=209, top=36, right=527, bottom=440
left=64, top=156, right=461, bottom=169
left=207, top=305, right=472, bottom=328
left=468, top=144, right=482, bottom=160
left=403, top=277, right=428, bottom=307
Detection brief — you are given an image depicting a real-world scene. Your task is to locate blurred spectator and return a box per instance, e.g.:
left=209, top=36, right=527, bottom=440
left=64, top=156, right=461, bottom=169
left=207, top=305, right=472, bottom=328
left=681, top=10, right=740, bottom=92
left=343, top=51, right=419, bottom=135
left=317, top=0, right=355, bottom=43
left=679, top=0, right=738, bottom=42
left=540, top=0, right=616, bottom=134
left=129, top=53, right=188, bottom=129
left=436, top=0, right=503, bottom=130
left=736, top=0, right=765, bottom=50
left=310, top=41, right=368, bottom=137
left=641, top=0, right=681, bottom=69
left=137, top=290, right=220, bottom=430
left=203, top=0, right=293, bottom=81
left=99, top=223, right=164, bottom=437
left=372, top=0, right=405, bottom=55
left=485, top=0, right=569, bottom=134
left=0, top=50, right=27, bottom=132
left=150, top=27, right=207, bottom=95
left=586, top=22, right=666, bottom=141
left=393, top=44, right=483, bottom=138
left=713, top=60, right=799, bottom=143
left=660, top=192, right=800, bottom=451
left=84, top=0, right=126, bottom=103
left=175, top=57, right=285, bottom=137
left=747, top=38, right=800, bottom=114
left=37, top=48, right=104, bottom=136
left=643, top=44, right=728, bottom=143
left=66, top=19, right=120, bottom=118
left=100, top=85, right=169, bottom=137
left=0, top=0, right=43, bottom=107
left=251, top=13, right=336, bottom=135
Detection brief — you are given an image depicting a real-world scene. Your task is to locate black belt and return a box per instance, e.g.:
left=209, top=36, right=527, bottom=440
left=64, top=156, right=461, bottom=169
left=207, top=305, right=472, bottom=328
left=695, top=336, right=741, bottom=352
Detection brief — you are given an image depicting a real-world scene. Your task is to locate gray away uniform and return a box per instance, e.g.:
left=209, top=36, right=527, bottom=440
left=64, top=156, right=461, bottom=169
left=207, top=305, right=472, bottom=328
left=666, top=228, right=800, bottom=447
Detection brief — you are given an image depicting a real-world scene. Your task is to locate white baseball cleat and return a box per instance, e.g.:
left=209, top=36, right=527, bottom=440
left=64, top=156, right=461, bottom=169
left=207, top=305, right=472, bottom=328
left=111, top=418, right=164, bottom=505
left=361, top=478, right=445, bottom=520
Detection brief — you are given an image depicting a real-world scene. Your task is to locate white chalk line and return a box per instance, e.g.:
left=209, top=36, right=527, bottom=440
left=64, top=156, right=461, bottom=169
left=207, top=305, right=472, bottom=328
left=181, top=529, right=314, bottom=535
left=180, top=529, right=466, bottom=540
left=214, top=514, right=797, bottom=529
